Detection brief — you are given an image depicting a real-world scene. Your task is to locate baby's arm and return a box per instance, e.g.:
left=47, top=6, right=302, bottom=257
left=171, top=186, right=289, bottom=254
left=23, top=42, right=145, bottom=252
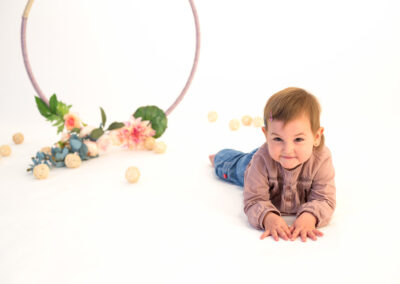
left=243, top=155, right=289, bottom=240
left=293, top=153, right=336, bottom=240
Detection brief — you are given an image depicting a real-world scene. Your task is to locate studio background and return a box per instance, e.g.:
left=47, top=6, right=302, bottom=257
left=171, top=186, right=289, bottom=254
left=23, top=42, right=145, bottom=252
left=0, top=0, right=399, bottom=283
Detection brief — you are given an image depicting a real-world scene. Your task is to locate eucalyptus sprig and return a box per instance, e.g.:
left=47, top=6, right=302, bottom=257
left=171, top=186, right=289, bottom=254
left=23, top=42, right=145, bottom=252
left=35, top=94, right=71, bottom=134
left=89, top=107, right=125, bottom=140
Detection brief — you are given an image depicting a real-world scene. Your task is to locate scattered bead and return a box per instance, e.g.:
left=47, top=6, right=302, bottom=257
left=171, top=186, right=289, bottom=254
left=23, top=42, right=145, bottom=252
left=241, top=115, right=253, bottom=126
left=154, top=141, right=167, bottom=154
left=253, top=116, right=264, bottom=127
left=64, top=153, right=82, bottom=168
left=125, top=166, right=140, bottom=183
left=41, top=147, right=52, bottom=155
left=0, top=145, right=12, bottom=157
left=33, top=164, right=50, bottom=180
left=229, top=119, right=240, bottom=131
left=144, top=137, right=156, bottom=150
left=208, top=111, right=218, bottom=122
left=12, top=133, right=24, bottom=144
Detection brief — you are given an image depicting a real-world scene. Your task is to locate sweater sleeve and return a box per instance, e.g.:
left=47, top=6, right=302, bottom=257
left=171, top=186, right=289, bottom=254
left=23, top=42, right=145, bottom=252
left=296, top=152, right=336, bottom=228
left=243, top=154, right=280, bottom=230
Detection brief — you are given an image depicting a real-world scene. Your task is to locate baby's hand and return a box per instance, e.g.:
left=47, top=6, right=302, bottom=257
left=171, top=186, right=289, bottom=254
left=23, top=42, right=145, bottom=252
left=260, top=212, right=291, bottom=241
left=290, top=212, right=323, bottom=242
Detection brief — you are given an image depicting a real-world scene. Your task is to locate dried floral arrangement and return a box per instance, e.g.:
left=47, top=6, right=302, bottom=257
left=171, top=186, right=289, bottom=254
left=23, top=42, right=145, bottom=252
left=20, top=0, right=200, bottom=179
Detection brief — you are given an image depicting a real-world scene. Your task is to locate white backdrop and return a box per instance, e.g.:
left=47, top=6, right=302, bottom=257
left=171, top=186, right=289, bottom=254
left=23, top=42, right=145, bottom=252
left=1, top=0, right=399, bottom=283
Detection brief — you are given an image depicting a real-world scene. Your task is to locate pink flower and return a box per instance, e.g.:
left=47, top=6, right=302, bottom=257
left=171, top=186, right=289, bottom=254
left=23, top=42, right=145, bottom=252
left=64, top=112, right=82, bottom=131
left=96, top=134, right=111, bottom=153
left=116, top=116, right=156, bottom=150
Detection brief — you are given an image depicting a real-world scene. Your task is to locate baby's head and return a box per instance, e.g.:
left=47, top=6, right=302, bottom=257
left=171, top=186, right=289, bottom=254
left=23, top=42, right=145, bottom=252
left=262, top=87, right=324, bottom=170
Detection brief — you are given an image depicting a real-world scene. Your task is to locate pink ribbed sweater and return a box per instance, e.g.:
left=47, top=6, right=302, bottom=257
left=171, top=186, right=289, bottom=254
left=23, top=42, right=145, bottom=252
left=243, top=143, right=336, bottom=229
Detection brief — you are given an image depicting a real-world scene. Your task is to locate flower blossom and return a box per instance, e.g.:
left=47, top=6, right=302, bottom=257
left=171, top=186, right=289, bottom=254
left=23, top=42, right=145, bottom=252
left=64, top=112, right=82, bottom=131
left=96, top=134, right=112, bottom=153
left=116, top=116, right=156, bottom=150
left=84, top=140, right=99, bottom=157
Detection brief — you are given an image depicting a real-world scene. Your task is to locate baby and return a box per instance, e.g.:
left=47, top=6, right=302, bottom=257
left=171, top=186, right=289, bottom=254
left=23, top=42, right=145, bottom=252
left=210, top=87, right=336, bottom=242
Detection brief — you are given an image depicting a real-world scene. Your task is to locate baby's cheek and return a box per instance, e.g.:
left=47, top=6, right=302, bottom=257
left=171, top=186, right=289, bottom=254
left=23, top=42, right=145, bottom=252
left=299, top=146, right=313, bottom=162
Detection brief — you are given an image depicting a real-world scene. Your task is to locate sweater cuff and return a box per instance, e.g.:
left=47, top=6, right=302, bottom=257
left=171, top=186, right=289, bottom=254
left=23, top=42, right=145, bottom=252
left=259, top=209, right=281, bottom=229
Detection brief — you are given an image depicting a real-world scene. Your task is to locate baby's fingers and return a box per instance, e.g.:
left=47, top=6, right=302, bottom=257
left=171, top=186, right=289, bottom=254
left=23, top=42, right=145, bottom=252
left=313, top=229, right=323, bottom=237
left=260, top=230, right=270, bottom=240
left=291, top=228, right=300, bottom=241
left=307, top=231, right=317, bottom=241
left=277, top=228, right=289, bottom=241
left=301, top=231, right=307, bottom=242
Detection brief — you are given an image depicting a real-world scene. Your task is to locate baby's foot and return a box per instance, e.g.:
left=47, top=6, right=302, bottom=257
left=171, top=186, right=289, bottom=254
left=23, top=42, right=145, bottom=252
left=209, top=154, right=216, bottom=167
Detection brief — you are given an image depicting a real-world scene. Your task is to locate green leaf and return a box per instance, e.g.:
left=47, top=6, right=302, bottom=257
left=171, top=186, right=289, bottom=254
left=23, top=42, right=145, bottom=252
left=133, top=105, right=167, bottom=138
left=35, top=96, right=52, bottom=118
left=89, top=128, right=104, bottom=141
left=49, top=94, right=58, bottom=114
left=100, top=107, right=106, bottom=127
left=107, top=122, right=125, bottom=131
left=56, top=101, right=72, bottom=117
left=107, top=122, right=124, bottom=131
left=57, top=124, right=64, bottom=134
left=71, top=128, right=81, bottom=133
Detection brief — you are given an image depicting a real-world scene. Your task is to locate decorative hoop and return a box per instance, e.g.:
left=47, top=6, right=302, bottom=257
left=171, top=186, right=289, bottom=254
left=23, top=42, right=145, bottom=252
left=21, top=0, right=201, bottom=178
left=21, top=0, right=201, bottom=116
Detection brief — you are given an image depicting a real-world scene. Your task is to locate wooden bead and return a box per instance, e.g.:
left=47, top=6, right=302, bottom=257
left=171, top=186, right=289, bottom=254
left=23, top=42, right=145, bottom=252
left=125, top=166, right=140, bottom=183
left=41, top=147, right=52, bottom=155
left=229, top=119, right=240, bottom=131
left=33, top=164, right=50, bottom=180
left=12, top=133, right=24, bottom=144
left=253, top=116, right=264, bottom=127
left=154, top=141, right=167, bottom=154
left=207, top=111, right=218, bottom=122
left=0, top=145, right=11, bottom=157
left=64, top=153, right=82, bottom=168
left=241, top=115, right=253, bottom=126
left=144, top=137, right=156, bottom=150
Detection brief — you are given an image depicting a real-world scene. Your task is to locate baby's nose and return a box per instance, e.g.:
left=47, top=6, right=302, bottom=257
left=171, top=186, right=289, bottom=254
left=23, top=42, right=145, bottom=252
left=283, top=142, right=294, bottom=152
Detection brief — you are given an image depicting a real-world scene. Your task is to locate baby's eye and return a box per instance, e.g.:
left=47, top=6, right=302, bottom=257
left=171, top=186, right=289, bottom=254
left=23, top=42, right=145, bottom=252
left=295, top=138, right=304, bottom=142
left=273, top=137, right=282, bottom=142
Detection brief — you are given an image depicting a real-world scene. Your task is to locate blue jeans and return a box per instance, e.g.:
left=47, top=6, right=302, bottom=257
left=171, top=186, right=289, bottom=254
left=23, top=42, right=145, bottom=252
left=214, top=148, right=259, bottom=187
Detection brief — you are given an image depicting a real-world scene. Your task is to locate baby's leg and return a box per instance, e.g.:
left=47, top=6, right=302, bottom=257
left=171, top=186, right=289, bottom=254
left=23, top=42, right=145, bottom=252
left=212, top=148, right=258, bottom=186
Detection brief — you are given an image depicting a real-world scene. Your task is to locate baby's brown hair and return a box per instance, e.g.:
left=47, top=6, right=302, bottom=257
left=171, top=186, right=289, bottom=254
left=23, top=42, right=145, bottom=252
left=264, top=87, right=324, bottom=150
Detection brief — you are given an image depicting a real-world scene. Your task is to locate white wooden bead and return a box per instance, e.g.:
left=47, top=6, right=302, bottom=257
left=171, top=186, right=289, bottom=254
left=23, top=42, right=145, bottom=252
left=41, top=147, right=52, bottom=155
left=207, top=111, right=218, bottom=122
left=144, top=137, right=156, bottom=150
left=241, top=115, right=253, bottom=126
left=0, top=145, right=11, bottom=157
left=229, top=119, right=240, bottom=131
left=125, top=166, right=140, bottom=183
left=64, top=153, right=82, bottom=168
left=12, top=133, right=24, bottom=144
left=253, top=116, right=264, bottom=127
left=154, top=141, right=167, bottom=154
left=33, top=164, right=50, bottom=180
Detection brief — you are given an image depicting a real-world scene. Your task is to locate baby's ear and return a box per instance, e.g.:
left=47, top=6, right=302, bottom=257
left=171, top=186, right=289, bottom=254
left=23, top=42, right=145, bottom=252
left=314, top=127, right=324, bottom=146
left=262, top=127, right=268, bottom=141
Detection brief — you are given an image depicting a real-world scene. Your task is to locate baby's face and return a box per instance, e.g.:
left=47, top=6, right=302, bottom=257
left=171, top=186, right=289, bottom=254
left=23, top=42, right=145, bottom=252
left=263, top=115, right=323, bottom=170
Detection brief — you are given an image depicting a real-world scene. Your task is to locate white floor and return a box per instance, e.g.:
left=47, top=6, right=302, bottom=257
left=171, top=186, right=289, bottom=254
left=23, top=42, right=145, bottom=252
left=0, top=107, right=399, bottom=284
left=1, top=0, right=400, bottom=283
